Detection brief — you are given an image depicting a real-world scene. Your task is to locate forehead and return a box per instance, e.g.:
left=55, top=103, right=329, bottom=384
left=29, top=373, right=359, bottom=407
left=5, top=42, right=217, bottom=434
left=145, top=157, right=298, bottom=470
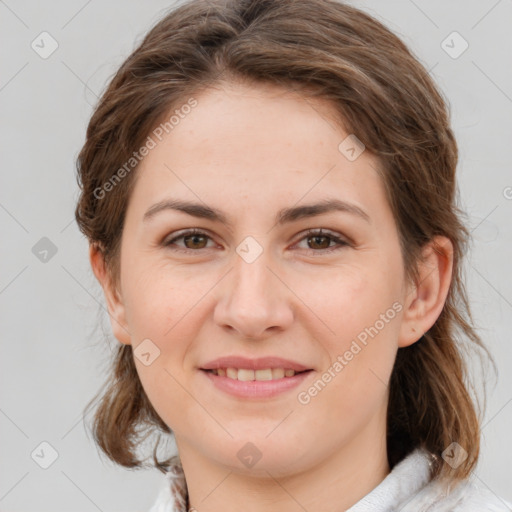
left=129, top=81, right=387, bottom=223
left=163, top=81, right=351, bottom=168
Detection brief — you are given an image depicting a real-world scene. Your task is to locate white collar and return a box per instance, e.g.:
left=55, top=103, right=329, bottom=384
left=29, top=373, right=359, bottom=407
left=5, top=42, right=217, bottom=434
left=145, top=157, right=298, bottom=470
left=347, top=448, right=434, bottom=511
left=150, top=448, right=436, bottom=512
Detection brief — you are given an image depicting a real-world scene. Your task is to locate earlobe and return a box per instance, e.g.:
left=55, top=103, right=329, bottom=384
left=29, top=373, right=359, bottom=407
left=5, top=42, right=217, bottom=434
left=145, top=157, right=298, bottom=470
left=397, top=236, right=453, bottom=348
left=89, top=243, right=132, bottom=345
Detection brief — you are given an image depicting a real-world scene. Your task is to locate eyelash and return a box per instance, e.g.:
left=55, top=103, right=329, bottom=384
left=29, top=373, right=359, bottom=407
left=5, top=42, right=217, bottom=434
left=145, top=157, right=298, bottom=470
left=162, top=228, right=350, bottom=255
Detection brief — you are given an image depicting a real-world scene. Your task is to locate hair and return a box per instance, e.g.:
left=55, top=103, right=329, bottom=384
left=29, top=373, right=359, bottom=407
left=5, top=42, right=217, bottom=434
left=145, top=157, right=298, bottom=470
left=76, top=0, right=493, bottom=483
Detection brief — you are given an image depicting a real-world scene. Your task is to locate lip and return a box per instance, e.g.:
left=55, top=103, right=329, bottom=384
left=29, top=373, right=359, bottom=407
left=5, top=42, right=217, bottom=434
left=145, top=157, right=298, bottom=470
left=200, top=356, right=312, bottom=372
left=200, top=368, right=314, bottom=399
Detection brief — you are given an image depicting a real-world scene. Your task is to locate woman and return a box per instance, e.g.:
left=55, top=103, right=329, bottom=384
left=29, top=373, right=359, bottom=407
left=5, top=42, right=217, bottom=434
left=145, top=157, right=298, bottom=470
left=75, top=0, right=511, bottom=510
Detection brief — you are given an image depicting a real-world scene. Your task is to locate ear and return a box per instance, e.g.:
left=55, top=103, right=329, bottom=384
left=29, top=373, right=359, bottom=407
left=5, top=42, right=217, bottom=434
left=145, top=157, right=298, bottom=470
left=398, top=236, right=453, bottom=348
left=89, top=243, right=131, bottom=345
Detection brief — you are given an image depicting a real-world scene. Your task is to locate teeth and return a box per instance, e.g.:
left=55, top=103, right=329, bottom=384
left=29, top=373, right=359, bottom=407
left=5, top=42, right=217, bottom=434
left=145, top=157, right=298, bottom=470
left=212, top=367, right=299, bottom=381
left=238, top=369, right=254, bottom=381
left=226, top=368, right=238, bottom=379
left=255, top=368, right=273, bottom=380
left=272, top=368, right=285, bottom=379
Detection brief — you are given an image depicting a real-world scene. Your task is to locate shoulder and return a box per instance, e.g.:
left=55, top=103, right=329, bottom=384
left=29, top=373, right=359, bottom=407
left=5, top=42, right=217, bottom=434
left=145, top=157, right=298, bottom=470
left=403, top=475, right=512, bottom=512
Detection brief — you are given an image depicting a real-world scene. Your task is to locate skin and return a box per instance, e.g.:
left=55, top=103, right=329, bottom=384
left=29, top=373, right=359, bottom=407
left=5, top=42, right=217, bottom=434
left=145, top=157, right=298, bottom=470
left=91, top=81, right=453, bottom=512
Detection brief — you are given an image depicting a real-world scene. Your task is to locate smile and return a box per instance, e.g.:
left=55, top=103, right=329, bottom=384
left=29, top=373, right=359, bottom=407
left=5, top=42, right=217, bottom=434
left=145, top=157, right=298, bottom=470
left=200, top=368, right=313, bottom=399
left=206, top=367, right=305, bottom=381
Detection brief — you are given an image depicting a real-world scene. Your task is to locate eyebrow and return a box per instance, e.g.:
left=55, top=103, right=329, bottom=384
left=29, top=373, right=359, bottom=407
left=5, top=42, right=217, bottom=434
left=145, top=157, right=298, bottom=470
left=143, top=197, right=371, bottom=227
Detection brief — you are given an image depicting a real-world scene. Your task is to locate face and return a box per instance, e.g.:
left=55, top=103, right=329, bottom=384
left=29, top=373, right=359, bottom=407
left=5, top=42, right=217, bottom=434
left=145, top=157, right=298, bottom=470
left=101, top=81, right=420, bottom=476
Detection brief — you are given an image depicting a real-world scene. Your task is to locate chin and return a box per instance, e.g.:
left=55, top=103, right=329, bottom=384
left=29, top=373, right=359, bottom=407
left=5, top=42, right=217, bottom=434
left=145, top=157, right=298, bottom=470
left=203, top=435, right=315, bottom=477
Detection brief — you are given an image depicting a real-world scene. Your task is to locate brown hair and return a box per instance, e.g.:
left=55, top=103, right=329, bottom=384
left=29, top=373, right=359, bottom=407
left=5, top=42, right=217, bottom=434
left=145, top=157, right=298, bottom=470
left=76, top=0, right=492, bottom=482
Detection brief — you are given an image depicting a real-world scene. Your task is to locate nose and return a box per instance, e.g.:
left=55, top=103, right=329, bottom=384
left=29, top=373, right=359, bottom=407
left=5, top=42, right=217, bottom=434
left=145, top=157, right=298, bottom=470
left=213, top=245, right=294, bottom=340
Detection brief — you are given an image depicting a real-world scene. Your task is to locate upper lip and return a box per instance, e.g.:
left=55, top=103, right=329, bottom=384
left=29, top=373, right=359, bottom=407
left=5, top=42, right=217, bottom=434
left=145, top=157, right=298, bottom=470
left=200, top=356, right=312, bottom=372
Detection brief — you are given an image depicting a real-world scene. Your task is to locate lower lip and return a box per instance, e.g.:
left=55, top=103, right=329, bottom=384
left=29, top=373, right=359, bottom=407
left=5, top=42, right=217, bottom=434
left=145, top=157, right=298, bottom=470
left=200, top=369, right=313, bottom=399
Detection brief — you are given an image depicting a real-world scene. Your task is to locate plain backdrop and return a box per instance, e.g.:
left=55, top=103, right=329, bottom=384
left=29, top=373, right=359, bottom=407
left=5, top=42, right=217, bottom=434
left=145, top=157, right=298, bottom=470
left=1, top=0, right=511, bottom=510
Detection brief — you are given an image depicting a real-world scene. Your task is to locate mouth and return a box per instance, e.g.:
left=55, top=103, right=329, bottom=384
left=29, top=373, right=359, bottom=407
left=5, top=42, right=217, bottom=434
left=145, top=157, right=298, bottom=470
left=202, top=367, right=311, bottom=381
left=199, top=366, right=314, bottom=399
left=199, top=356, right=314, bottom=398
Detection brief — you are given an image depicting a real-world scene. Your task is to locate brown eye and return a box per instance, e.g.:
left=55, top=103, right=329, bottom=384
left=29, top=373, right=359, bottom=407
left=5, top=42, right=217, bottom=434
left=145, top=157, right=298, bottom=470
left=307, top=233, right=332, bottom=250
left=164, top=229, right=214, bottom=252
left=296, top=228, right=349, bottom=253
left=182, top=233, right=208, bottom=249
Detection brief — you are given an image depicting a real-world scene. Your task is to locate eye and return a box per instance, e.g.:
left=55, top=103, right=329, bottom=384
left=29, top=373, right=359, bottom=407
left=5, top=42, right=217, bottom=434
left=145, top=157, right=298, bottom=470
left=293, top=228, right=350, bottom=254
left=163, top=228, right=349, bottom=254
left=163, top=229, right=217, bottom=252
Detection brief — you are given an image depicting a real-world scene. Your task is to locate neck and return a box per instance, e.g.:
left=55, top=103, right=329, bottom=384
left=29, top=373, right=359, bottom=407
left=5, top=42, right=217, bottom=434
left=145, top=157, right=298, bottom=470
left=176, top=412, right=390, bottom=512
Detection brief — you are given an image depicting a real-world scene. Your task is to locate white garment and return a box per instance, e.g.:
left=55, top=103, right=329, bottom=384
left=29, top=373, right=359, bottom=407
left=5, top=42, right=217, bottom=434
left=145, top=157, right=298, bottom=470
left=149, top=448, right=512, bottom=512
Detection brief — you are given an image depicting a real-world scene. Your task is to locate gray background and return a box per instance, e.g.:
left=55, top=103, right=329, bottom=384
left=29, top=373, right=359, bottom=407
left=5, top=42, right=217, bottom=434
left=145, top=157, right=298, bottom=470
left=1, top=0, right=511, bottom=510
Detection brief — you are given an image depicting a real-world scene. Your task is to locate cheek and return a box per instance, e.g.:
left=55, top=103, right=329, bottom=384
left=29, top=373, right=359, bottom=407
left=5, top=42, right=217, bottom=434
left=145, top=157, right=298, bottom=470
left=292, top=262, right=401, bottom=411
left=126, top=272, right=201, bottom=430
left=122, top=265, right=207, bottom=406
left=289, top=262, right=401, bottom=344
left=122, top=260, right=195, bottom=339
left=296, top=313, right=399, bottom=444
